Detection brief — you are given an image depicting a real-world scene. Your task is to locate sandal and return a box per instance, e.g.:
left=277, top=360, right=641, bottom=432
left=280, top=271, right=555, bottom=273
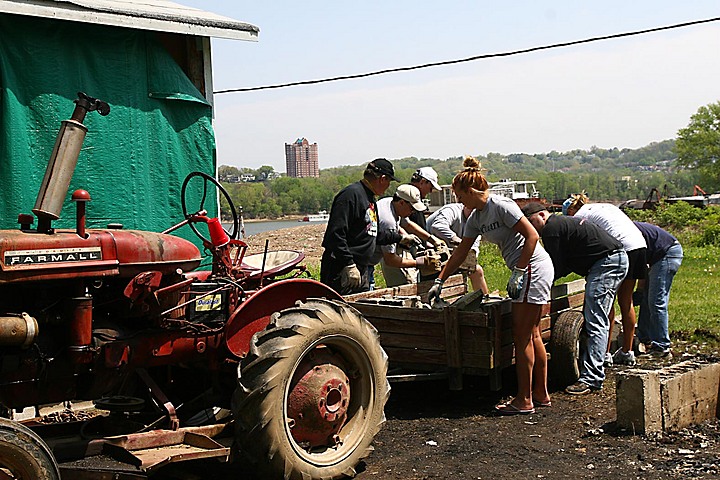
left=494, top=402, right=535, bottom=416
left=533, top=399, right=552, bottom=408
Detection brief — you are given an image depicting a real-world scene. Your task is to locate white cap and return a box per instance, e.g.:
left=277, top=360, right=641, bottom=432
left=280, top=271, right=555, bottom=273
left=396, top=184, right=427, bottom=211
left=416, top=167, right=441, bottom=191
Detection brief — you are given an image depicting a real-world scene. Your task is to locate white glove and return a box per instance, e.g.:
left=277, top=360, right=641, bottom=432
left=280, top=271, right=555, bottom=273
left=340, top=264, right=362, bottom=290
left=427, top=235, right=445, bottom=249
left=507, top=266, right=527, bottom=299
left=428, top=277, right=444, bottom=304
left=460, top=250, right=478, bottom=271
left=399, top=234, right=421, bottom=248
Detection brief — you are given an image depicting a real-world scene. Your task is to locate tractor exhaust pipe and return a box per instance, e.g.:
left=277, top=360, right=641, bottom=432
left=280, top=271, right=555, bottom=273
left=32, top=93, right=110, bottom=233
left=0, top=313, right=38, bottom=347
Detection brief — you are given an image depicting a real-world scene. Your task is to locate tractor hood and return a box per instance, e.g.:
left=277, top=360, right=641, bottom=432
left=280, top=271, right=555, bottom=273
left=0, top=229, right=201, bottom=283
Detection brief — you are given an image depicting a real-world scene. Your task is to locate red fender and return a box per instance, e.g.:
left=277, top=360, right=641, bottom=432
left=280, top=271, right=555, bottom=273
left=224, top=278, right=343, bottom=359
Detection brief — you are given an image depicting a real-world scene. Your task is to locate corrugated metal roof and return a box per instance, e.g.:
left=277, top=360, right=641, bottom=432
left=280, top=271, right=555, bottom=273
left=0, top=0, right=259, bottom=41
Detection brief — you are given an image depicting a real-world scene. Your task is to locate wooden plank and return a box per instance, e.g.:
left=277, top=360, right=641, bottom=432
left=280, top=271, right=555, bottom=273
left=383, top=347, right=497, bottom=369
left=443, top=306, right=463, bottom=389
left=378, top=332, right=446, bottom=351
left=351, top=304, right=444, bottom=323
left=550, top=278, right=586, bottom=297
left=364, top=317, right=445, bottom=337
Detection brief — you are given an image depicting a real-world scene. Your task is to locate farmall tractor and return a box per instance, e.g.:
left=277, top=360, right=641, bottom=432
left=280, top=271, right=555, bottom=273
left=0, top=94, right=389, bottom=479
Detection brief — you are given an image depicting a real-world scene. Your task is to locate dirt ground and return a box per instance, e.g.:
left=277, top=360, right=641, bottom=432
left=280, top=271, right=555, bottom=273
left=158, top=224, right=720, bottom=480
left=364, top=352, right=720, bottom=480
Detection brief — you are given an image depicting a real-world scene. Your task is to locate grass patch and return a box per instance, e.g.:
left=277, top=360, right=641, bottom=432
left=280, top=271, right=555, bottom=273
left=667, top=245, right=720, bottom=345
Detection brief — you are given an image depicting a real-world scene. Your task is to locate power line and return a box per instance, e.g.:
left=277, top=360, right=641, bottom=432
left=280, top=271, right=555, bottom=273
left=214, top=16, right=720, bottom=95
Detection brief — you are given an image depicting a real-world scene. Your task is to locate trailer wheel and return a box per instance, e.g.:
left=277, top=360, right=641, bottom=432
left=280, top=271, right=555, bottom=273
left=0, top=418, right=60, bottom=480
left=233, top=298, right=389, bottom=480
left=549, top=310, right=585, bottom=388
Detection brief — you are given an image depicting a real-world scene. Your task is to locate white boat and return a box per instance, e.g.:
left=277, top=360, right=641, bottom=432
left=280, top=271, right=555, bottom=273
left=488, top=179, right=541, bottom=200
left=299, top=210, right=330, bottom=222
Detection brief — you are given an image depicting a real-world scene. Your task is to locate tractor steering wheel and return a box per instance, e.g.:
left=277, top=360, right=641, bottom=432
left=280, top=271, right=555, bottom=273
left=181, top=171, right=239, bottom=244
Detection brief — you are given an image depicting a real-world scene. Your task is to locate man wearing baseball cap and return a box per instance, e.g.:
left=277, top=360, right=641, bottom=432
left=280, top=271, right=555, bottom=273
left=407, top=167, right=441, bottom=230
left=373, top=184, right=442, bottom=287
left=321, top=158, right=405, bottom=294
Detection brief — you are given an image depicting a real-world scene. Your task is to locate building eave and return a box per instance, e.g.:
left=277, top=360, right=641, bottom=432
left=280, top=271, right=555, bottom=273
left=0, top=0, right=259, bottom=41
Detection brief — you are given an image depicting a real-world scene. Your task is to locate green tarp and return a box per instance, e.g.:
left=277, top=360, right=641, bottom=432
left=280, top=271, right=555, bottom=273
left=0, top=14, right=217, bottom=251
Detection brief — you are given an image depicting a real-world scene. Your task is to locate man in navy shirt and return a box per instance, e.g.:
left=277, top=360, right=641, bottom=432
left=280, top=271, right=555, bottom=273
left=522, top=202, right=628, bottom=395
left=633, top=222, right=683, bottom=357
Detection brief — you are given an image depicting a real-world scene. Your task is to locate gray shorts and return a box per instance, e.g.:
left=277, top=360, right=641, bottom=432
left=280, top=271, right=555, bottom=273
left=512, top=255, right=554, bottom=305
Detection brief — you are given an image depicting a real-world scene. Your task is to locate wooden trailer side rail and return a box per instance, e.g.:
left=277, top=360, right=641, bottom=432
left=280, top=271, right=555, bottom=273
left=345, top=276, right=586, bottom=390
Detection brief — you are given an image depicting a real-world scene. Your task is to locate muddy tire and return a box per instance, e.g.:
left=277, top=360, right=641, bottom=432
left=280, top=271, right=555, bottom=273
left=232, top=298, right=389, bottom=480
left=0, top=418, right=60, bottom=480
left=549, top=310, right=585, bottom=388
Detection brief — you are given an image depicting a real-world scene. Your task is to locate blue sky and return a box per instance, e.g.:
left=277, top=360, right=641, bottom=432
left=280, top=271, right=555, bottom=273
left=181, top=1, right=720, bottom=172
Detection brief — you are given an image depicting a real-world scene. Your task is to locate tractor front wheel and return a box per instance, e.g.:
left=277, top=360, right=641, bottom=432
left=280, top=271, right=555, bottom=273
left=232, top=298, right=389, bottom=480
left=0, top=418, right=60, bottom=480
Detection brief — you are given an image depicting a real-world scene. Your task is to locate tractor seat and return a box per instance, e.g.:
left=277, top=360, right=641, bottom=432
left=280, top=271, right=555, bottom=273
left=240, top=250, right=305, bottom=279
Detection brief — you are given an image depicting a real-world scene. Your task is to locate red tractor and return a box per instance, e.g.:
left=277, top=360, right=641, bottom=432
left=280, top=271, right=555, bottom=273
left=0, top=94, right=389, bottom=479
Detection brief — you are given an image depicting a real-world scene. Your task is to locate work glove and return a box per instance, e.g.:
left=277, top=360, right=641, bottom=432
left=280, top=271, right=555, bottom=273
left=459, top=249, right=478, bottom=271
left=428, top=277, right=444, bottom=304
left=449, top=235, right=463, bottom=247
left=427, top=235, right=446, bottom=249
left=506, top=266, right=527, bottom=299
left=340, top=264, right=362, bottom=290
left=399, top=233, right=421, bottom=248
left=416, top=251, right=442, bottom=275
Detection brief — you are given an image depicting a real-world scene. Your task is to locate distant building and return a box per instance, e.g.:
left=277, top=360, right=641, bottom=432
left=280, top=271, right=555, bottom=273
left=285, top=138, right=319, bottom=178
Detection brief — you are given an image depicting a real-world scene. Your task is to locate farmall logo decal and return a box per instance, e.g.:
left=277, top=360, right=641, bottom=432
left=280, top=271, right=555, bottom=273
left=4, top=247, right=102, bottom=267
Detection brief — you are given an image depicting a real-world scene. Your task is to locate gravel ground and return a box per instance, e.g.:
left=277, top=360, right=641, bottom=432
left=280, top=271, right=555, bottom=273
left=242, top=222, right=326, bottom=265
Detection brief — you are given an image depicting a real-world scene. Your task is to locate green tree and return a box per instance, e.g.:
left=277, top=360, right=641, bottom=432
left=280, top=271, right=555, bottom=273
left=676, top=102, right=720, bottom=185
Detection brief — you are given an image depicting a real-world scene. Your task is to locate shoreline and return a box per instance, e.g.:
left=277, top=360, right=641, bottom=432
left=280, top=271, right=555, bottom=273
left=241, top=215, right=305, bottom=223
left=222, top=215, right=305, bottom=224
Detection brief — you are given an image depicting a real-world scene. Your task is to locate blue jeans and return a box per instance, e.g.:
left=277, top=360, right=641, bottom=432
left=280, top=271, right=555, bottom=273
left=581, top=249, right=628, bottom=389
left=636, top=242, right=683, bottom=349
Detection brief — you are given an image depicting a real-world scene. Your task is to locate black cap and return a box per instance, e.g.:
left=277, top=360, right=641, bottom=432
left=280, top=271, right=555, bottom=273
left=521, top=202, right=547, bottom=217
left=367, top=158, right=398, bottom=181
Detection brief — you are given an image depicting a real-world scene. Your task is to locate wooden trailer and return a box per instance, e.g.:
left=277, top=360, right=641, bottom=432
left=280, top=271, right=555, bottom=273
left=345, top=274, right=587, bottom=390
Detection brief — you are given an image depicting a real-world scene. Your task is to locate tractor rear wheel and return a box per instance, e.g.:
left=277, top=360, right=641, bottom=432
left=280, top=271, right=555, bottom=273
left=233, top=298, right=389, bottom=480
left=0, top=418, right=60, bottom=480
left=549, top=310, right=585, bottom=388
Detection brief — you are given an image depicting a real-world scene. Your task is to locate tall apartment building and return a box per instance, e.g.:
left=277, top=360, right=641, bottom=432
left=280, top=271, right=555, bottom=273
left=285, top=137, right=319, bottom=178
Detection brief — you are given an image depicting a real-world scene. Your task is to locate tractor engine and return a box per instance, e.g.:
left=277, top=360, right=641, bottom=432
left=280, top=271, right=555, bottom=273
left=0, top=225, right=236, bottom=408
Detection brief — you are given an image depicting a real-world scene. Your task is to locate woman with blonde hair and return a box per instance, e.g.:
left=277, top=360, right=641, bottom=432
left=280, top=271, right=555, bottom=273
left=429, top=157, right=555, bottom=414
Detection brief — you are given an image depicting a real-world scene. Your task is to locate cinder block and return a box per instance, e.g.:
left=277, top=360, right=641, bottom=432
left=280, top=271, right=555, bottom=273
left=616, top=369, right=662, bottom=434
left=660, top=361, right=720, bottom=432
left=616, top=359, right=720, bottom=434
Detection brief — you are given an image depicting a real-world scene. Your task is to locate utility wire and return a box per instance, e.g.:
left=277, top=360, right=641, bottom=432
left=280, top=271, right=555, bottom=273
left=214, top=16, right=720, bottom=95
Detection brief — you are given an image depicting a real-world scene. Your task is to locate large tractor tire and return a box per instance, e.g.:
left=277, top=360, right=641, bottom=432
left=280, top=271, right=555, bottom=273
left=233, top=298, right=389, bottom=480
left=0, top=418, right=60, bottom=480
left=549, top=310, right=585, bottom=388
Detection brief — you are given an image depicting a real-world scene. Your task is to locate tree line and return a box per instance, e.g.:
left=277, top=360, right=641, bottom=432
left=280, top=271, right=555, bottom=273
left=221, top=138, right=714, bottom=219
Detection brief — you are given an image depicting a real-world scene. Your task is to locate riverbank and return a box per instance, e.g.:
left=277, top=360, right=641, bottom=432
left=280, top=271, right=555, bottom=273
left=241, top=222, right=326, bottom=265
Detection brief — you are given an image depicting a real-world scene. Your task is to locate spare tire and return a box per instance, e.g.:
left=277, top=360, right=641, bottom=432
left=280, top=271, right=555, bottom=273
left=549, top=310, right=585, bottom=388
